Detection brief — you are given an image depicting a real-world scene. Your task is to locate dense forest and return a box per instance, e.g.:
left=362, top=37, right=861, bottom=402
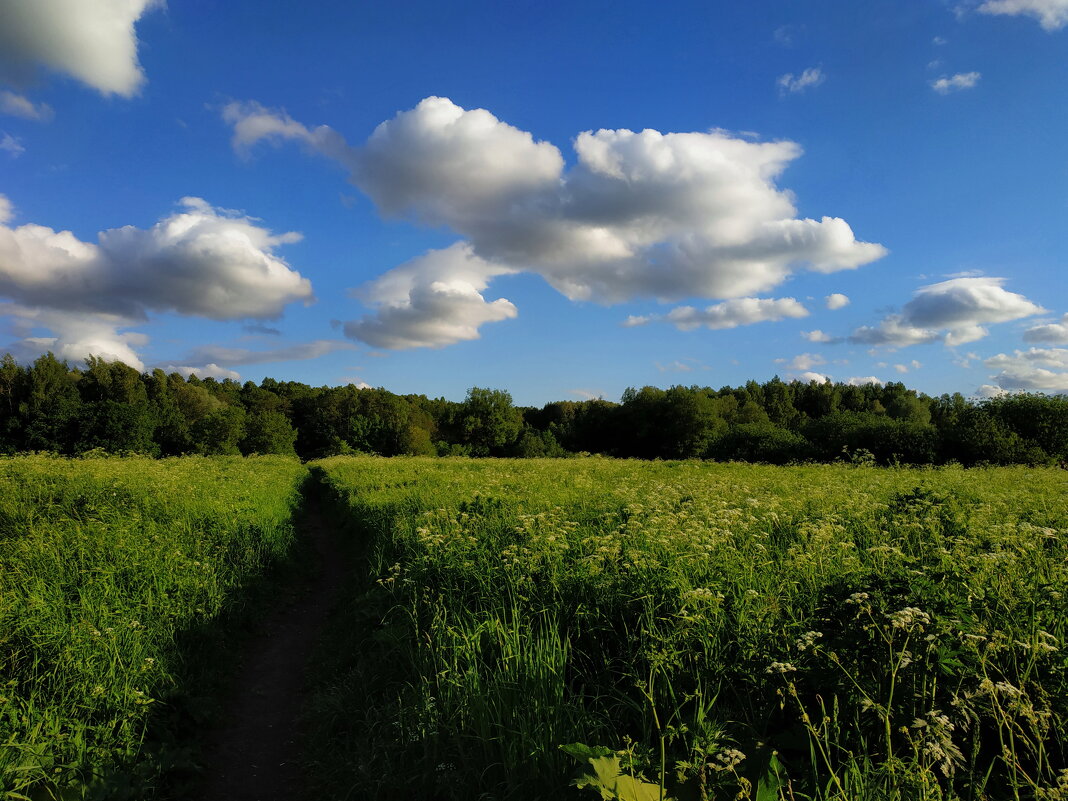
left=1, top=352, right=1066, bottom=465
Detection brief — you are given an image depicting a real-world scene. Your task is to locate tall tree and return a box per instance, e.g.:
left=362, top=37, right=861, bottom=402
left=459, top=387, right=522, bottom=456
left=0, top=355, right=27, bottom=453
left=24, top=353, right=80, bottom=452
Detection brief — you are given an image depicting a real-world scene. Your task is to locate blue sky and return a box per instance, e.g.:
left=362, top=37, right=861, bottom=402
left=0, top=0, right=1065, bottom=405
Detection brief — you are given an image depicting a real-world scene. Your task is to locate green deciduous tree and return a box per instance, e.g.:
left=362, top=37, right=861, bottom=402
left=460, top=387, right=522, bottom=456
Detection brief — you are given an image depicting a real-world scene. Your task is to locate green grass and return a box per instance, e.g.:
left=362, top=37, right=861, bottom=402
left=308, top=457, right=1068, bottom=801
left=3, top=455, right=1065, bottom=800
left=0, top=454, right=307, bottom=800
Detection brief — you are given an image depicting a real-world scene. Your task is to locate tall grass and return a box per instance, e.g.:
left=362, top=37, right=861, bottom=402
left=0, top=455, right=307, bottom=800
left=309, top=457, right=1068, bottom=800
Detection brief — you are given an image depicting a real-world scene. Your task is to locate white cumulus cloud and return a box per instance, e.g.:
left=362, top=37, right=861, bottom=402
left=975, top=384, right=1009, bottom=399
left=801, top=329, right=839, bottom=343
left=158, top=363, right=243, bottom=381
left=343, top=242, right=518, bottom=349
left=984, top=348, right=1068, bottom=393
left=778, top=67, right=825, bottom=94
left=0, top=196, right=314, bottom=370
left=0, top=0, right=160, bottom=96
left=2, top=303, right=148, bottom=370
left=223, top=96, right=886, bottom=348
left=893, top=360, right=923, bottom=374
left=1023, top=313, right=1068, bottom=344
left=625, top=297, right=809, bottom=331
left=850, top=277, right=1043, bottom=348
left=796, top=371, right=831, bottom=383
left=848, top=376, right=884, bottom=386
left=0, top=196, right=313, bottom=321
left=904, top=276, right=1043, bottom=328
left=849, top=316, right=941, bottom=347
left=777, top=352, right=826, bottom=371
left=825, top=292, right=850, bottom=310
left=931, top=72, right=981, bottom=94
left=978, top=0, right=1068, bottom=29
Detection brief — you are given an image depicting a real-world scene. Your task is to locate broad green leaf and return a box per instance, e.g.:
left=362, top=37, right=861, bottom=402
left=756, top=752, right=786, bottom=801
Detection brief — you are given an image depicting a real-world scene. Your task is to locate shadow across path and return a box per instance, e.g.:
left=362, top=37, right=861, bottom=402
left=198, top=481, right=346, bottom=801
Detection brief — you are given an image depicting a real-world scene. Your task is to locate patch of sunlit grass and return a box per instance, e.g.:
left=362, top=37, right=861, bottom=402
left=310, top=457, right=1068, bottom=801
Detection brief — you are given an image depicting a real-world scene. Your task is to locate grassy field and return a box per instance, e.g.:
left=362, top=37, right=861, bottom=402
left=2, top=455, right=1065, bottom=800
left=0, top=455, right=307, bottom=800
left=309, top=457, right=1068, bottom=801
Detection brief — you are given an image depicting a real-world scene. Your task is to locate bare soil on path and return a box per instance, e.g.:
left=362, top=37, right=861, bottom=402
left=198, top=493, right=346, bottom=801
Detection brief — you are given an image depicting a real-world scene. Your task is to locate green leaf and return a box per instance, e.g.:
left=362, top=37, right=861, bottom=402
left=572, top=755, right=624, bottom=798
left=611, top=773, right=673, bottom=801
left=562, top=742, right=615, bottom=761
left=756, top=752, right=786, bottom=801
left=562, top=744, right=674, bottom=801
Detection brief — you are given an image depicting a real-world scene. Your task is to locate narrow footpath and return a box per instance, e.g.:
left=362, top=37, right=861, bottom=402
left=198, top=491, right=345, bottom=801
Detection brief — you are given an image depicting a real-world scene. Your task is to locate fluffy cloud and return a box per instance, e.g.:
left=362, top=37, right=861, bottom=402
left=0, top=196, right=313, bottom=321
left=931, top=72, right=981, bottom=94
left=158, top=363, right=242, bottom=381
left=0, top=0, right=159, bottom=96
left=778, top=67, right=825, bottom=94
left=1024, top=314, right=1068, bottom=344
left=894, top=360, right=923, bottom=374
left=625, top=297, right=809, bottom=331
left=224, top=96, right=886, bottom=347
left=354, top=97, right=563, bottom=227
left=796, top=371, right=831, bottom=383
left=978, top=0, right=1068, bottom=30
left=0, top=90, right=53, bottom=121
left=825, top=293, right=849, bottom=310
left=343, top=243, right=517, bottom=349
left=0, top=195, right=314, bottom=369
left=178, top=340, right=355, bottom=367
left=847, top=376, right=883, bottom=386
left=337, top=377, right=373, bottom=390
left=850, top=277, right=1043, bottom=348
left=222, top=101, right=351, bottom=162
left=777, top=352, right=826, bottom=371
left=975, top=384, right=1009, bottom=399
left=801, top=329, right=839, bottom=343
left=849, top=316, right=941, bottom=347
left=2, top=303, right=148, bottom=370
left=903, top=277, right=1041, bottom=328
left=984, top=348, right=1068, bottom=393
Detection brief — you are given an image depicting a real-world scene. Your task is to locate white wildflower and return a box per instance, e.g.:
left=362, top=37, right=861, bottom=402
left=886, top=607, right=930, bottom=630
left=796, top=630, right=823, bottom=651
left=712, top=748, right=746, bottom=771
left=766, top=661, right=798, bottom=674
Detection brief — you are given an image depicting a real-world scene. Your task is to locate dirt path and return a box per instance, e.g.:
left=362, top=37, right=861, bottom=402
left=198, top=492, right=345, bottom=801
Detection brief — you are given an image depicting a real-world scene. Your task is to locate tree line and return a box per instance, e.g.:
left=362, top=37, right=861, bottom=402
left=1, top=352, right=1066, bottom=466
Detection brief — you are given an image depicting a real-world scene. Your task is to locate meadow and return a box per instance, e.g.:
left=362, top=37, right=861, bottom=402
left=0, top=455, right=307, bottom=800
left=1, top=455, right=1065, bottom=800
left=308, top=457, right=1068, bottom=801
